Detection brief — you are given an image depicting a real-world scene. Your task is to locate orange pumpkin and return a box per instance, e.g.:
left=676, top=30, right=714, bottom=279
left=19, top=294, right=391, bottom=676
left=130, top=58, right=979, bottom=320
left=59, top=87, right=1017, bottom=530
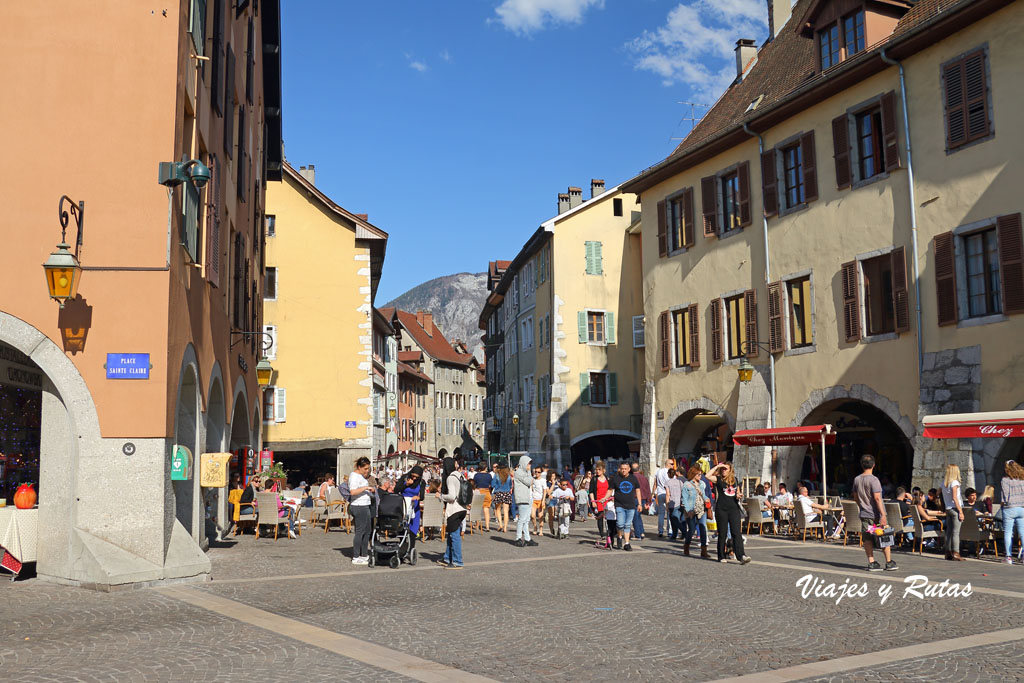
left=14, top=483, right=36, bottom=509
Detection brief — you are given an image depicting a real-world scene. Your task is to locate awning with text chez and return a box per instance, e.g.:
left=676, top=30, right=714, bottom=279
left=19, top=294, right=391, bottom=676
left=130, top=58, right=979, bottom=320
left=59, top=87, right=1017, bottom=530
left=922, top=411, right=1024, bottom=439
left=732, top=425, right=838, bottom=447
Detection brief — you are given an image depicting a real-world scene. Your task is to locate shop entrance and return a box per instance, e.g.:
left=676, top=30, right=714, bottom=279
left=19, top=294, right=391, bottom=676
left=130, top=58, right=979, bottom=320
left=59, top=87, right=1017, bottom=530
left=666, top=410, right=733, bottom=470
left=0, top=342, right=42, bottom=507
left=569, top=433, right=633, bottom=471
left=273, top=449, right=337, bottom=488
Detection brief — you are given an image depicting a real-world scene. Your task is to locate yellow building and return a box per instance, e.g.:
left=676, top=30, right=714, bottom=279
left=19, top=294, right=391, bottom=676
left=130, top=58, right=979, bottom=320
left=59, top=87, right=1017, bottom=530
left=623, top=0, right=1024, bottom=494
left=481, top=181, right=644, bottom=468
left=262, top=163, right=387, bottom=479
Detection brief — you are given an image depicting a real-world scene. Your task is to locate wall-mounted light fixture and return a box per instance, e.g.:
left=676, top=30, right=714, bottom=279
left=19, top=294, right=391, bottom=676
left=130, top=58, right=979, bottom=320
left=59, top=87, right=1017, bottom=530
left=43, top=196, right=85, bottom=307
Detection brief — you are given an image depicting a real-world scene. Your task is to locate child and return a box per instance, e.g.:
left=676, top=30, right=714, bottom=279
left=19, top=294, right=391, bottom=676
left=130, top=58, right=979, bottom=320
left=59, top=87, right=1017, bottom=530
left=575, top=480, right=590, bottom=521
left=602, top=501, right=617, bottom=549
left=550, top=479, right=574, bottom=539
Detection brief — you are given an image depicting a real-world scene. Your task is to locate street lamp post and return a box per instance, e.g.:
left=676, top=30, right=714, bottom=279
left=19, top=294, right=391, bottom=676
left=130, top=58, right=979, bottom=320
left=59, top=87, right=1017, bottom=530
left=737, top=340, right=777, bottom=492
left=512, top=412, right=520, bottom=452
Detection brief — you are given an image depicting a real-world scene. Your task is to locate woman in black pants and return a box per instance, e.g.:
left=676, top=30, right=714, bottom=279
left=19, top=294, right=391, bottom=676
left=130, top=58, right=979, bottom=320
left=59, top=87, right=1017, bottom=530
left=706, top=462, right=751, bottom=565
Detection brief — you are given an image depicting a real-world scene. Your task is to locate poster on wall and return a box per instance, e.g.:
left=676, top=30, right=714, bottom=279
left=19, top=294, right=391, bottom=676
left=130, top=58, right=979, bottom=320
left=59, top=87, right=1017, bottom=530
left=260, top=449, right=273, bottom=470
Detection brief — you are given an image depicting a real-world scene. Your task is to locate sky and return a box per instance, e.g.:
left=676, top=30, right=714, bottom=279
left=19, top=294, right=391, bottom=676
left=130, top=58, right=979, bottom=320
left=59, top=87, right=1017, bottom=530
left=279, top=0, right=770, bottom=303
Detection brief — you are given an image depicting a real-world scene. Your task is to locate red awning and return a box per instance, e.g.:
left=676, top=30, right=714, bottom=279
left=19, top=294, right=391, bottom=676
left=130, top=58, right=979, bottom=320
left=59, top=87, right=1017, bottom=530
left=732, top=425, right=837, bottom=447
left=923, top=411, right=1024, bottom=439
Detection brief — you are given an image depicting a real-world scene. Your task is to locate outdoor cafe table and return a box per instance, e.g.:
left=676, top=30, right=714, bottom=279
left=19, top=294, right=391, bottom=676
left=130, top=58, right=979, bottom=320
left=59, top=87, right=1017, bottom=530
left=0, top=506, right=38, bottom=579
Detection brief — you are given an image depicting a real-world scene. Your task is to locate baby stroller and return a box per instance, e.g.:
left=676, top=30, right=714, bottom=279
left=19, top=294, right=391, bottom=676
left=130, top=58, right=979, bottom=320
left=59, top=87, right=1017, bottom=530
left=369, top=492, right=417, bottom=568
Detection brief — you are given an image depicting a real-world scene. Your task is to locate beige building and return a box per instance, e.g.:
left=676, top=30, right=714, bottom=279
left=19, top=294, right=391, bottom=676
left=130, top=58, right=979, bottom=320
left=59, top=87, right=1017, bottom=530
left=262, top=163, right=388, bottom=479
left=480, top=181, right=644, bottom=468
left=624, top=0, right=1023, bottom=494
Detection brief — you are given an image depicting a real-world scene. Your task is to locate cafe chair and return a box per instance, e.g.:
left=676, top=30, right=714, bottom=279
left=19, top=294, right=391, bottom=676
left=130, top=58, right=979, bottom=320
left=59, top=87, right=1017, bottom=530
left=962, top=508, right=999, bottom=558
left=420, top=495, right=445, bottom=541
left=254, top=492, right=289, bottom=540
left=909, top=506, right=943, bottom=555
left=744, top=498, right=775, bottom=535
left=841, top=501, right=864, bottom=547
left=323, top=489, right=350, bottom=533
left=794, top=502, right=824, bottom=542
left=233, top=499, right=258, bottom=536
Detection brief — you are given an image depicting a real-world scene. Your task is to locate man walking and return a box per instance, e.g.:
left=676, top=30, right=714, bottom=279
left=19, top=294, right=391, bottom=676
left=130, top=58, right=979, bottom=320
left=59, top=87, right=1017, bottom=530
left=854, top=455, right=898, bottom=572
left=630, top=462, right=652, bottom=540
left=654, top=458, right=675, bottom=538
left=605, top=462, right=642, bottom=550
left=513, top=455, right=538, bottom=547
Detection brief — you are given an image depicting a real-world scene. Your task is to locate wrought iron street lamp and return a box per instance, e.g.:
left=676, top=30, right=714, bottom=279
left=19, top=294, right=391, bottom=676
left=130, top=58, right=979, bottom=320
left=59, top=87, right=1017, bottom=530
left=43, top=196, right=85, bottom=308
left=255, top=357, right=274, bottom=388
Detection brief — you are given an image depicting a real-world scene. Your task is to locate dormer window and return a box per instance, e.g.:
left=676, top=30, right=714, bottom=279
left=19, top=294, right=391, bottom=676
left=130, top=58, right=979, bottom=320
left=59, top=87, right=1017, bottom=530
left=843, top=10, right=865, bottom=55
left=818, top=9, right=865, bottom=70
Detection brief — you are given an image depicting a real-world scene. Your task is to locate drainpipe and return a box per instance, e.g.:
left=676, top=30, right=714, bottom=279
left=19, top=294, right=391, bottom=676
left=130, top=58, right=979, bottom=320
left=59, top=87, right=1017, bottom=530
left=744, top=123, right=778, bottom=491
left=881, top=48, right=924, bottom=382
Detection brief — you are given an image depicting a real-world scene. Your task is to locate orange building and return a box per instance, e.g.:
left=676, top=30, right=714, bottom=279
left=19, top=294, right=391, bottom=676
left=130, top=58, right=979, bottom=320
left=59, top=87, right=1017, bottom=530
left=396, top=350, right=432, bottom=453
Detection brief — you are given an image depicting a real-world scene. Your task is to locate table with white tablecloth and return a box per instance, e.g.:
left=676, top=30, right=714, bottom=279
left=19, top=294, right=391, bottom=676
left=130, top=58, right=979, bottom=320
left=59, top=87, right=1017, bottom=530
left=0, top=507, right=38, bottom=578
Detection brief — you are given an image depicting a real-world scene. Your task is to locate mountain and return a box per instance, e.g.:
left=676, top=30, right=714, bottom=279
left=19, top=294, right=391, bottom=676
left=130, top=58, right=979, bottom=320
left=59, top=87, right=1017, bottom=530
left=383, top=272, right=488, bottom=361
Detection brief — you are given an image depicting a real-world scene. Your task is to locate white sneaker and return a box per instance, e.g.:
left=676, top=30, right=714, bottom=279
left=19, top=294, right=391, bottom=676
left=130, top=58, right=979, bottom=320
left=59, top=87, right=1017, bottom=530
left=354, top=556, right=369, bottom=565
left=288, top=530, right=297, bottom=539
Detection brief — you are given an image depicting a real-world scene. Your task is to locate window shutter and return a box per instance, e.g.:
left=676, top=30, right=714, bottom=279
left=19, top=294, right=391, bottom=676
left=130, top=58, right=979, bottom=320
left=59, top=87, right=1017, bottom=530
left=608, top=373, right=618, bottom=405
left=682, top=187, right=695, bottom=248
left=934, top=232, right=958, bottom=325
left=701, top=175, right=718, bottom=237
left=578, top=311, right=587, bottom=343
left=687, top=302, right=700, bottom=368
left=891, top=246, right=911, bottom=332
left=767, top=281, right=784, bottom=353
left=585, top=241, right=595, bottom=274
left=205, top=155, right=221, bottom=286
left=841, top=261, right=861, bottom=342
left=760, top=149, right=778, bottom=217
left=211, top=0, right=224, bottom=115
left=710, top=298, right=723, bottom=363
left=832, top=114, right=852, bottom=190
left=263, top=324, right=277, bottom=360
left=800, top=131, right=819, bottom=202
left=605, top=312, right=615, bottom=345
left=594, top=241, right=603, bottom=274
left=275, top=387, right=286, bottom=423
left=658, top=311, right=670, bottom=372
left=579, top=373, right=590, bottom=405
left=744, top=289, right=758, bottom=357
left=657, top=200, right=667, bottom=257
left=997, top=213, right=1024, bottom=314
left=632, top=315, right=645, bottom=348
left=224, top=46, right=235, bottom=158
left=738, top=161, right=752, bottom=227
left=964, top=51, right=990, bottom=142
left=943, top=60, right=966, bottom=148
left=880, top=90, right=901, bottom=172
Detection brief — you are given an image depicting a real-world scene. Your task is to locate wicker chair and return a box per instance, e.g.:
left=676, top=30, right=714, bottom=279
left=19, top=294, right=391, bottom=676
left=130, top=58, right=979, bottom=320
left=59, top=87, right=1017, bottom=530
left=420, top=495, right=445, bottom=541
left=794, top=501, right=825, bottom=542
left=323, top=488, right=350, bottom=533
left=744, top=498, right=776, bottom=535
left=255, top=492, right=289, bottom=540
left=962, top=508, right=999, bottom=558
left=909, top=506, right=943, bottom=554
left=841, top=501, right=864, bottom=546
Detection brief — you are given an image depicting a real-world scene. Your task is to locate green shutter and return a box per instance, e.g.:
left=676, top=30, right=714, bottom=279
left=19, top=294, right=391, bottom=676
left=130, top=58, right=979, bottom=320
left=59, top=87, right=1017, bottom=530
left=608, top=373, right=618, bottom=405
left=606, top=312, right=615, bottom=345
left=578, top=310, right=587, bottom=343
left=594, top=241, right=603, bottom=274
left=585, top=241, right=596, bottom=274
left=579, top=373, right=590, bottom=405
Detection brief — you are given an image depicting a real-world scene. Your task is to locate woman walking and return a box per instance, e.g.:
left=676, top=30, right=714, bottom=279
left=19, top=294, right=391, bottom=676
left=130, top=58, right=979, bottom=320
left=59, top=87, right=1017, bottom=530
left=589, top=461, right=611, bottom=548
left=492, top=464, right=514, bottom=533
left=1000, top=460, right=1024, bottom=564
left=544, top=471, right=559, bottom=536
left=513, top=455, right=538, bottom=547
left=348, top=457, right=375, bottom=565
left=941, top=463, right=965, bottom=561
left=438, top=457, right=467, bottom=569
left=680, top=466, right=708, bottom=557
left=706, top=462, right=750, bottom=564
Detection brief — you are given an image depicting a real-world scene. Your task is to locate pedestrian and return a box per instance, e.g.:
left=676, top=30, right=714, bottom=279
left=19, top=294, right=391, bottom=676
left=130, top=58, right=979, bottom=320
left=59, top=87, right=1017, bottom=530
left=999, top=460, right=1024, bottom=564
left=551, top=479, right=574, bottom=538
left=438, top=456, right=467, bottom=569
left=853, top=455, right=898, bottom=571
left=602, top=500, right=617, bottom=549
left=576, top=471, right=592, bottom=521
left=630, top=462, right=651, bottom=540
left=706, top=462, right=751, bottom=564
left=680, top=466, right=708, bottom=557
left=348, top=457, right=375, bottom=565
left=664, top=467, right=683, bottom=541
left=394, top=465, right=425, bottom=555
left=606, top=461, right=642, bottom=550
left=544, top=471, right=559, bottom=536
left=492, top=464, right=514, bottom=533
left=531, top=465, right=547, bottom=536
left=513, top=455, right=538, bottom=547
left=654, top=458, right=675, bottom=538
left=473, top=465, right=494, bottom=532
left=589, top=461, right=611, bottom=548
left=941, top=463, right=965, bottom=561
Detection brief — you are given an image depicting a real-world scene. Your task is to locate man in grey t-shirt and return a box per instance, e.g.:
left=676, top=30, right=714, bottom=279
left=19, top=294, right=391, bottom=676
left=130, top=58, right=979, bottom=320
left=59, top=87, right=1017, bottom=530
left=852, top=455, right=897, bottom=572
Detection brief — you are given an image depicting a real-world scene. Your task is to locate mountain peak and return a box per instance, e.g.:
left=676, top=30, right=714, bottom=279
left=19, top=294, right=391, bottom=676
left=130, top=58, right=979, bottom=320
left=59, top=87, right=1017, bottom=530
left=383, top=272, right=488, bottom=360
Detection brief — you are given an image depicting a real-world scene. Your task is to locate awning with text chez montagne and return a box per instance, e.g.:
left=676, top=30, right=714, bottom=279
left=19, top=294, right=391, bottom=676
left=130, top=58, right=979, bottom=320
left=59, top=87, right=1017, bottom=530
left=922, top=411, right=1024, bottom=439
left=732, top=425, right=838, bottom=447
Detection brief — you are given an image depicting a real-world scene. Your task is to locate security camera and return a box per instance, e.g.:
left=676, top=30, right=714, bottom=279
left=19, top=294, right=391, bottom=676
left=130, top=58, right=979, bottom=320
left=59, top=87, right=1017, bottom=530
left=187, top=160, right=212, bottom=189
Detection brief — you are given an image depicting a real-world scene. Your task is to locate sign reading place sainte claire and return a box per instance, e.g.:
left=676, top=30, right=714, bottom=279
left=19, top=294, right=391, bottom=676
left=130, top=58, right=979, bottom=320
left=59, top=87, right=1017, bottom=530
left=106, top=353, right=150, bottom=380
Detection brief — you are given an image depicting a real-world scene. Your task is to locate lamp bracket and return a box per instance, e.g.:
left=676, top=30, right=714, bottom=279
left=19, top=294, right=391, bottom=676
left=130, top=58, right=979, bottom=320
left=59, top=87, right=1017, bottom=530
left=58, top=196, right=85, bottom=258
left=231, top=331, right=274, bottom=350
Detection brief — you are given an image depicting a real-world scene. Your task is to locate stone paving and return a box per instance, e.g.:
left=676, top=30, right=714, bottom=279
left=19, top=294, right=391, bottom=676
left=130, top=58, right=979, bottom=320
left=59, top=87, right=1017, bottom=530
left=1, top=515, right=1023, bottom=681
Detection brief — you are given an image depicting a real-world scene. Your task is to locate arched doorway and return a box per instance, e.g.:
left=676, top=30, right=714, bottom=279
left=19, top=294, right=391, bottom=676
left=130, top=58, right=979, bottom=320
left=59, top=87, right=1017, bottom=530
left=0, top=342, right=44, bottom=511
left=570, top=431, right=638, bottom=471
left=203, top=375, right=227, bottom=543
left=172, top=352, right=201, bottom=541
left=658, top=399, right=736, bottom=471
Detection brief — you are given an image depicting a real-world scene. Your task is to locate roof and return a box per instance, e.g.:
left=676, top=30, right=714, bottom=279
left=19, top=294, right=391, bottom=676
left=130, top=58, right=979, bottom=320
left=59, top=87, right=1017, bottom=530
left=393, top=309, right=474, bottom=367
left=397, top=349, right=423, bottom=363
left=489, top=260, right=511, bottom=278
left=397, top=361, right=433, bottom=384
left=623, top=0, right=1007, bottom=195
left=372, top=307, right=395, bottom=334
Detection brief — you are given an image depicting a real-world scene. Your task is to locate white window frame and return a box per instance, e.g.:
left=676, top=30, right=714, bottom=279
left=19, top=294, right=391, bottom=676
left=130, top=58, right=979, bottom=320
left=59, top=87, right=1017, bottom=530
left=263, top=324, right=278, bottom=360
left=265, top=214, right=276, bottom=237
left=632, top=315, right=645, bottom=348
left=780, top=269, right=817, bottom=356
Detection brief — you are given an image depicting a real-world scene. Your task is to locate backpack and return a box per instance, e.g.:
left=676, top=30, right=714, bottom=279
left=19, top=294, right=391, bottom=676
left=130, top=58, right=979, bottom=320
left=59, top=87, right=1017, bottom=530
left=457, top=475, right=475, bottom=507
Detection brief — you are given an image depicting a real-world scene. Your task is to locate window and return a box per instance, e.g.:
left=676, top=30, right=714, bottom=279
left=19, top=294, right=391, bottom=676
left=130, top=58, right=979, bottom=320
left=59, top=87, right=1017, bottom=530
left=787, top=277, right=813, bottom=348
left=262, top=386, right=275, bottom=423
left=590, top=373, right=607, bottom=406
left=943, top=48, right=992, bottom=151
left=842, top=10, right=865, bottom=56
left=833, top=92, right=899, bottom=190
left=855, top=108, right=884, bottom=181
left=580, top=372, right=617, bottom=406
left=842, top=248, right=910, bottom=341
left=264, top=266, right=277, bottom=300
left=819, top=10, right=862, bottom=71
left=721, top=172, right=741, bottom=231
left=585, top=241, right=603, bottom=275
left=672, top=309, right=692, bottom=367
left=781, top=143, right=804, bottom=209
left=964, top=228, right=1001, bottom=317
left=724, top=295, right=746, bottom=359
left=521, top=317, right=533, bottom=350
left=263, top=324, right=277, bottom=359
left=182, top=181, right=201, bottom=263
left=665, top=189, right=694, bottom=252
left=265, top=214, right=276, bottom=237
left=587, top=311, right=603, bottom=343
left=273, top=387, right=286, bottom=423
left=702, top=164, right=750, bottom=236
left=632, top=315, right=645, bottom=348
left=819, top=24, right=840, bottom=70
left=861, top=254, right=896, bottom=336
left=436, top=418, right=442, bottom=435
left=613, top=198, right=623, bottom=217
left=936, top=216, right=1023, bottom=325
left=189, top=0, right=208, bottom=55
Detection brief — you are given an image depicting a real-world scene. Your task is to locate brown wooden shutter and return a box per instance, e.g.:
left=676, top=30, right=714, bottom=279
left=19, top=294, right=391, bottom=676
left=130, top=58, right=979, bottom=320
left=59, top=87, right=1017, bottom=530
left=800, top=131, right=818, bottom=202
left=767, top=281, right=783, bottom=353
left=206, top=155, right=221, bottom=287
left=934, top=232, right=958, bottom=325
left=964, top=51, right=990, bottom=142
left=997, top=213, right=1024, bottom=314
left=687, top=302, right=700, bottom=368
left=832, top=114, right=852, bottom=190
left=760, top=149, right=778, bottom=217
left=744, top=289, right=758, bottom=357
left=738, top=161, right=752, bottom=227
left=710, top=298, right=723, bottom=363
left=943, top=60, right=966, bottom=148
left=880, top=90, right=901, bottom=172
left=701, top=175, right=718, bottom=237
left=656, top=200, right=667, bottom=257
left=682, top=187, right=695, bottom=248
left=224, top=46, right=235, bottom=158
left=841, top=260, right=861, bottom=342
left=658, top=311, right=670, bottom=371
left=891, top=246, right=910, bottom=332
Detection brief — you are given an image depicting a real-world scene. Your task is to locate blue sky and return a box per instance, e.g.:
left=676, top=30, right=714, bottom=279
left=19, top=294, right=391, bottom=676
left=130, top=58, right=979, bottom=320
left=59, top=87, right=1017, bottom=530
left=279, top=0, right=770, bottom=303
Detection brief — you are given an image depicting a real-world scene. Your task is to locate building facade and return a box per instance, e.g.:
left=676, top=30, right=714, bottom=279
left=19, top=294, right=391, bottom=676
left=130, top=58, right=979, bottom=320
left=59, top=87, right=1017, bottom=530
left=396, top=351, right=432, bottom=453
left=624, top=0, right=1023, bottom=494
left=262, top=163, right=387, bottom=480
left=483, top=260, right=510, bottom=452
left=0, top=0, right=281, bottom=588
left=371, top=307, right=398, bottom=459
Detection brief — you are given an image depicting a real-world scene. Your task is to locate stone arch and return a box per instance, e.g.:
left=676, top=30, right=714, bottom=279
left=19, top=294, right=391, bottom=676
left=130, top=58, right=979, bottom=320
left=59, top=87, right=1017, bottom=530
left=656, top=397, right=736, bottom=465
left=251, top=403, right=261, bottom=452
left=173, top=344, right=202, bottom=540
left=980, top=401, right=1024, bottom=494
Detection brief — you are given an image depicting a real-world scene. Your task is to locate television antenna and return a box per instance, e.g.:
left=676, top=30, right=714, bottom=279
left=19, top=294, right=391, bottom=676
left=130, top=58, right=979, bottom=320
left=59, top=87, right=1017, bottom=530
left=670, top=101, right=709, bottom=141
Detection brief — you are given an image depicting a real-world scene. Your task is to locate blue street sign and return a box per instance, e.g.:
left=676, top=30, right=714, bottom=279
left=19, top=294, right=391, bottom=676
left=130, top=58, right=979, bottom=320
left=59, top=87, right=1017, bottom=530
left=106, top=353, right=151, bottom=379
left=345, top=421, right=357, bottom=428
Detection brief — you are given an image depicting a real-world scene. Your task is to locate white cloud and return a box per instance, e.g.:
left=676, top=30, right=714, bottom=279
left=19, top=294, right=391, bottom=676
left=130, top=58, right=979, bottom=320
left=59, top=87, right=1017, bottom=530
left=440, top=49, right=453, bottom=63
left=410, top=60, right=429, bottom=72
left=493, top=0, right=604, bottom=34
left=627, top=1, right=766, bottom=104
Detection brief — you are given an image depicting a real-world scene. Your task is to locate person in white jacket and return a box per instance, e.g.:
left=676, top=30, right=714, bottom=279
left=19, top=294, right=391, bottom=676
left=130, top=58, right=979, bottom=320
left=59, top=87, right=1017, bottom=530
left=513, top=455, right=538, bottom=547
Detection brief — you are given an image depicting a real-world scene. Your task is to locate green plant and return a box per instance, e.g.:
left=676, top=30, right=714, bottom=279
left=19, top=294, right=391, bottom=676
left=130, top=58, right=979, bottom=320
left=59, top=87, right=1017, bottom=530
left=259, top=462, right=287, bottom=481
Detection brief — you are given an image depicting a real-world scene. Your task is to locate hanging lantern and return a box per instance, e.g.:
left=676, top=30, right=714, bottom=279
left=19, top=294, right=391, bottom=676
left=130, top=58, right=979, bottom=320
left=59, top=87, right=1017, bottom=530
left=43, top=242, right=82, bottom=307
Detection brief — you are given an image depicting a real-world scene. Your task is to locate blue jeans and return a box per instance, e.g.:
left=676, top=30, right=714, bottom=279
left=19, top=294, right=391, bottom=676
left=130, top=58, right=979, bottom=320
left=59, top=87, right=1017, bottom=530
left=668, top=504, right=682, bottom=539
left=632, top=505, right=646, bottom=537
left=656, top=494, right=668, bottom=534
left=616, top=506, right=636, bottom=534
left=444, top=522, right=464, bottom=566
left=516, top=503, right=532, bottom=541
left=693, top=514, right=708, bottom=546
left=1003, top=506, right=1024, bottom=558
left=903, top=518, right=915, bottom=541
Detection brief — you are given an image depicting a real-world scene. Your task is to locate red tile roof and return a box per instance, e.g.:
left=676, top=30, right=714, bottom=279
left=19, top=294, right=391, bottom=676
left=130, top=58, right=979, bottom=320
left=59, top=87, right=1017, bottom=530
left=398, top=350, right=423, bottom=363
left=397, top=361, right=433, bottom=384
left=394, top=309, right=474, bottom=367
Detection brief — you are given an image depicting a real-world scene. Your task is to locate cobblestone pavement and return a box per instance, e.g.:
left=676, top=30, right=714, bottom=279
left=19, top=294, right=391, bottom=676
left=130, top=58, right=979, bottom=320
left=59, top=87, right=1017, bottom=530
left=1, top=516, right=1022, bottom=681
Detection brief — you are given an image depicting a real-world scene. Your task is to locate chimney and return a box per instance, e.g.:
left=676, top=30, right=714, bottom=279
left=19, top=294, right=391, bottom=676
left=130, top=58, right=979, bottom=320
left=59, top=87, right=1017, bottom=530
left=557, top=193, right=570, bottom=215
left=568, top=186, right=583, bottom=209
left=355, top=213, right=368, bottom=221
left=416, top=310, right=424, bottom=328
left=768, top=0, right=793, bottom=41
left=298, top=164, right=316, bottom=185
left=735, top=39, right=757, bottom=81
left=590, top=179, right=605, bottom=198
left=423, top=312, right=433, bottom=336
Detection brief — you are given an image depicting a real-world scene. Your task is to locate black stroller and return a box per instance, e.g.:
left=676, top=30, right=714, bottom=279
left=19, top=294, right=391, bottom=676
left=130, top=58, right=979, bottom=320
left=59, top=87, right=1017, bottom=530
left=368, top=492, right=417, bottom=568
